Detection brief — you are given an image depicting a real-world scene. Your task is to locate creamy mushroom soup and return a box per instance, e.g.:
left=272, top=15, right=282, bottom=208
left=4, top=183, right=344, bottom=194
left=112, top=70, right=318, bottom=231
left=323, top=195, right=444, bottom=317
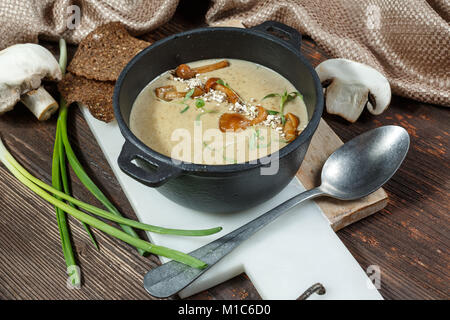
left=130, top=59, right=308, bottom=165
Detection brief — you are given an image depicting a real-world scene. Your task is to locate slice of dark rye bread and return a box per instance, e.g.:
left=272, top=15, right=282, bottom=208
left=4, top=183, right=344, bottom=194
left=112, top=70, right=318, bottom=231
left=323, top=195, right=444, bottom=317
left=67, top=22, right=150, bottom=81
left=61, top=22, right=150, bottom=122
left=58, top=73, right=115, bottom=123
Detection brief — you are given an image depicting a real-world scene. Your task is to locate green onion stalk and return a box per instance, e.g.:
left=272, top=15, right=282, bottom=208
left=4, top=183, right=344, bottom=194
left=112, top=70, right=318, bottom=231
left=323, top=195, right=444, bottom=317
left=0, top=38, right=223, bottom=278
left=11, top=148, right=221, bottom=236
left=52, top=39, right=84, bottom=286
left=0, top=140, right=208, bottom=269
left=55, top=38, right=147, bottom=259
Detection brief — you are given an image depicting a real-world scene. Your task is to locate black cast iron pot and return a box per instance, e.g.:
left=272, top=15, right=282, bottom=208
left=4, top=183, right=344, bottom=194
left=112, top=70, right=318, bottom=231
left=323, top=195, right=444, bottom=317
left=114, top=21, right=324, bottom=213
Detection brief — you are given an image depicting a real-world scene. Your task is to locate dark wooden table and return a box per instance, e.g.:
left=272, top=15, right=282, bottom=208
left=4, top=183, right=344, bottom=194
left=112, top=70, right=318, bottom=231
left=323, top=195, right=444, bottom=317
left=0, top=5, right=448, bottom=300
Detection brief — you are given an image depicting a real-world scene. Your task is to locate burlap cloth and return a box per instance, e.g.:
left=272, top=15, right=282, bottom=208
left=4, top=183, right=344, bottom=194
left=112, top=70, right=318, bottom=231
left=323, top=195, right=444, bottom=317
left=0, top=0, right=448, bottom=106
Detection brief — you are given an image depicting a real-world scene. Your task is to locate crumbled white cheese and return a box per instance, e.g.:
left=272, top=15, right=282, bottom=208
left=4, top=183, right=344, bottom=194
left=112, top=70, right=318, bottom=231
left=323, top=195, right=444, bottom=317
left=229, top=101, right=245, bottom=113
left=186, top=78, right=202, bottom=89
left=247, top=105, right=258, bottom=119
left=228, top=102, right=260, bottom=120
left=229, top=101, right=255, bottom=119
left=202, top=89, right=227, bottom=103
left=263, top=114, right=283, bottom=129
left=173, top=74, right=202, bottom=90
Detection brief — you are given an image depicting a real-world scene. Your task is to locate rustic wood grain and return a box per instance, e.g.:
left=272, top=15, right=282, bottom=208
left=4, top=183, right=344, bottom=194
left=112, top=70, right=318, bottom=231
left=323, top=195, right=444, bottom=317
left=0, top=2, right=448, bottom=300
left=296, top=37, right=450, bottom=300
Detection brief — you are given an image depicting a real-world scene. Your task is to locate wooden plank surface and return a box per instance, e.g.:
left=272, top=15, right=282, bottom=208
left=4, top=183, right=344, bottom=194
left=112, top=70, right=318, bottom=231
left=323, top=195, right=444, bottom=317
left=0, top=3, right=449, bottom=300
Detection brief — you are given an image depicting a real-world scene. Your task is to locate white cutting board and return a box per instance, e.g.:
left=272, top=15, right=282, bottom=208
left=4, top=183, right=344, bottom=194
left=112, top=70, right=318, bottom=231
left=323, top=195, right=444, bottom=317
left=81, top=108, right=382, bottom=300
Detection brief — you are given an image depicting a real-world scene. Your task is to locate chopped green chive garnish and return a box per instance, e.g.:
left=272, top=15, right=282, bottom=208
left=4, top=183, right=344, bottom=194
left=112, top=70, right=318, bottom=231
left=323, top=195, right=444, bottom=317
left=184, top=88, right=195, bottom=101
left=195, top=110, right=218, bottom=121
left=216, top=79, right=226, bottom=86
left=262, top=90, right=303, bottom=125
left=178, top=88, right=195, bottom=107
left=195, top=98, right=205, bottom=108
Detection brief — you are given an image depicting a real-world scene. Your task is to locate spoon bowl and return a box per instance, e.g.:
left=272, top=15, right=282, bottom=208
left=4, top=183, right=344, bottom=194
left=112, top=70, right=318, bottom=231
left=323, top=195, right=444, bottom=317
left=319, top=125, right=410, bottom=200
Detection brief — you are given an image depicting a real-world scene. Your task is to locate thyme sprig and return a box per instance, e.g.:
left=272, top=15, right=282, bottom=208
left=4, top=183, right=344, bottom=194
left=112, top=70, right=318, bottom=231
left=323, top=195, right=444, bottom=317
left=262, top=90, right=303, bottom=124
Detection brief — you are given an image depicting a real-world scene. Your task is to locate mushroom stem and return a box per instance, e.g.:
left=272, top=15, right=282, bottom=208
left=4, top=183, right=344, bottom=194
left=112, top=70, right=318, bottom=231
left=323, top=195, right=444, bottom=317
left=175, top=60, right=230, bottom=79
left=194, top=60, right=230, bottom=74
left=20, top=86, right=59, bottom=121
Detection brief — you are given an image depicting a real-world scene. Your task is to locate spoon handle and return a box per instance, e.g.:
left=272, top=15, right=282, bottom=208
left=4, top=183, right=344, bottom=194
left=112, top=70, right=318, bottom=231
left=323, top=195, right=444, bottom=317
left=143, top=187, right=324, bottom=298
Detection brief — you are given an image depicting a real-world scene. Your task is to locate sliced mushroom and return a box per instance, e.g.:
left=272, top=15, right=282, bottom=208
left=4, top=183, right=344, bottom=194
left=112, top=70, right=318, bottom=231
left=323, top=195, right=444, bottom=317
left=250, top=106, right=268, bottom=125
left=175, top=60, right=230, bottom=79
left=214, top=84, right=240, bottom=104
left=205, top=77, right=221, bottom=92
left=315, top=59, right=391, bottom=122
left=219, top=106, right=268, bottom=132
left=155, top=85, right=178, bottom=99
left=204, top=77, right=240, bottom=104
left=0, top=43, right=62, bottom=120
left=174, top=64, right=197, bottom=80
left=155, top=85, right=204, bottom=101
left=283, top=113, right=300, bottom=142
left=219, top=113, right=250, bottom=132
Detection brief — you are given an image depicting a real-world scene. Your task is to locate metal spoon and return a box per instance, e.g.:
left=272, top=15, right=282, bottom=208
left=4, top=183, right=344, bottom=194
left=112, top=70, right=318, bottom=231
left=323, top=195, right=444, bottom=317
left=143, top=125, right=410, bottom=298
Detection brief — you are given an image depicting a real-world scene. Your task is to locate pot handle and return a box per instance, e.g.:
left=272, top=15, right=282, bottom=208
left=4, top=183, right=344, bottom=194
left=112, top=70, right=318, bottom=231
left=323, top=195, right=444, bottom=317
left=251, top=21, right=302, bottom=49
left=118, top=141, right=182, bottom=187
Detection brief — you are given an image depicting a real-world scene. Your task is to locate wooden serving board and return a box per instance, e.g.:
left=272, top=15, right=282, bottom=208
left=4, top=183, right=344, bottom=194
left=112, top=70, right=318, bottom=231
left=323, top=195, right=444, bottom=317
left=298, top=119, right=388, bottom=231
left=212, top=20, right=388, bottom=231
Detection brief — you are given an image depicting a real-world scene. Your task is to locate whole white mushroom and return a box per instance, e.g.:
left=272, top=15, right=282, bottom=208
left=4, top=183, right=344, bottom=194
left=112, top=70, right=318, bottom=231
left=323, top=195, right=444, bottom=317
left=0, top=43, right=62, bottom=120
left=315, top=59, right=391, bottom=123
